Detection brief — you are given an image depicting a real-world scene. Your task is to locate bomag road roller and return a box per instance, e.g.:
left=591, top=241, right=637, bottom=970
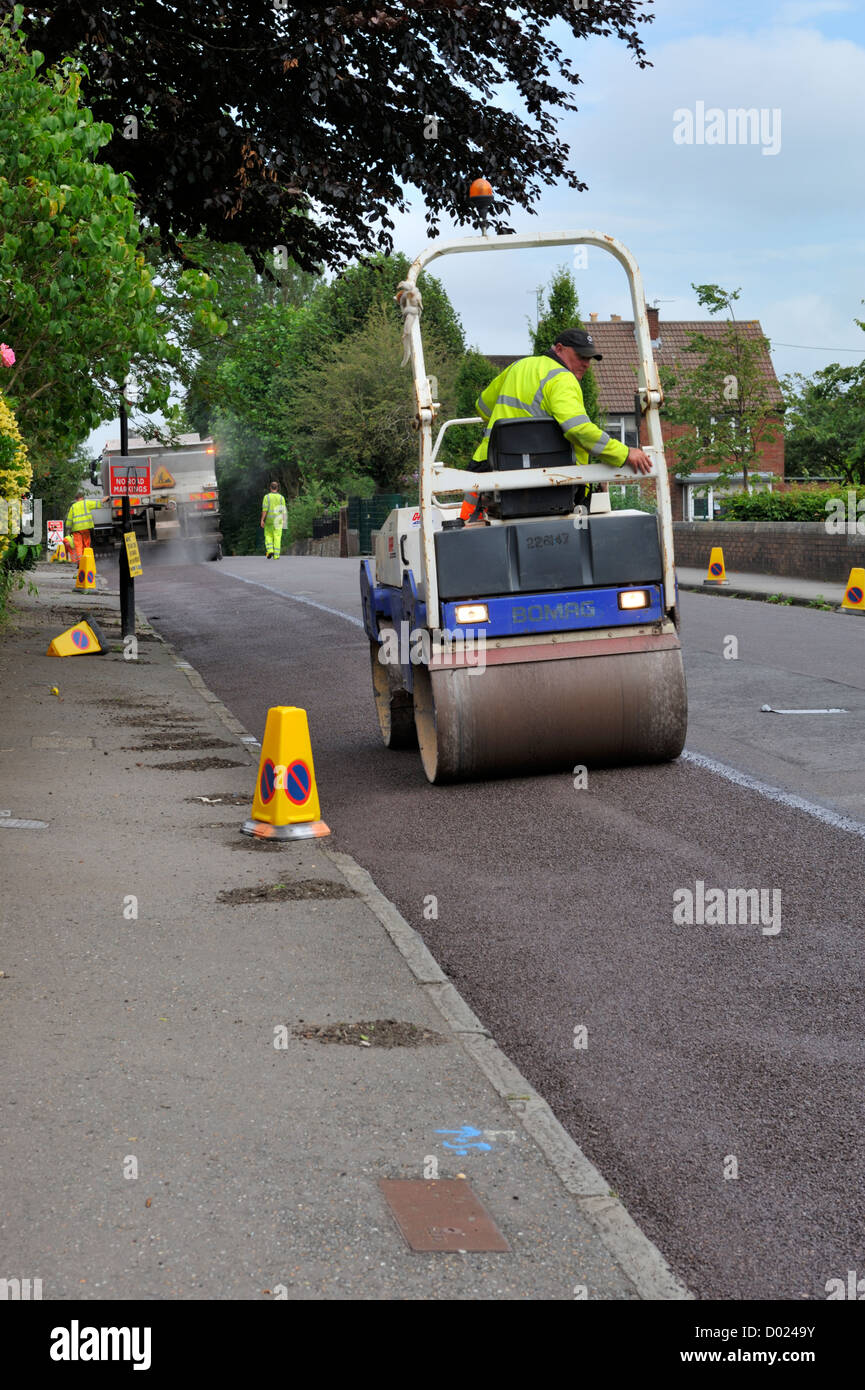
left=360, top=225, right=687, bottom=783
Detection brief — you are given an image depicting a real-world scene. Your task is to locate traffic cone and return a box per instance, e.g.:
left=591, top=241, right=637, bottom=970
left=47, top=615, right=107, bottom=657
left=75, top=544, right=97, bottom=591
left=841, top=567, right=865, bottom=613
left=242, top=706, right=330, bottom=840
left=704, top=546, right=728, bottom=584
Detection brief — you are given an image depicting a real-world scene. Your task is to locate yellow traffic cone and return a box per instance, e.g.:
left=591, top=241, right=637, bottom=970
left=75, top=545, right=97, bottom=591
left=47, top=616, right=107, bottom=657
left=242, top=707, right=330, bottom=840
left=704, top=546, right=728, bottom=584
left=841, top=567, right=865, bottom=613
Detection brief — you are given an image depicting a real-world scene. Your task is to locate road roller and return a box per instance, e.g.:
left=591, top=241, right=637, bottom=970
left=360, top=226, right=688, bottom=782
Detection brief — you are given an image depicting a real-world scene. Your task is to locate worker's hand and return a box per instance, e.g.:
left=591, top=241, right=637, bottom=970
left=626, top=447, right=654, bottom=475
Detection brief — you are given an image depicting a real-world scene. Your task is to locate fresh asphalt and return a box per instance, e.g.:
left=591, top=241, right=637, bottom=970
left=136, top=554, right=865, bottom=1301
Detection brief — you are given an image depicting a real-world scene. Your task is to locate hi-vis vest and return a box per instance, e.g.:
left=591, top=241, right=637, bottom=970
left=262, top=492, right=286, bottom=524
left=473, top=355, right=629, bottom=469
left=66, top=499, right=94, bottom=532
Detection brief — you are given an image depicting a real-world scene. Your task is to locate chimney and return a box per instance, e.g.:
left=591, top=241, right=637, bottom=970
left=590, top=312, right=599, bottom=322
left=610, top=314, right=622, bottom=322
left=647, top=305, right=660, bottom=340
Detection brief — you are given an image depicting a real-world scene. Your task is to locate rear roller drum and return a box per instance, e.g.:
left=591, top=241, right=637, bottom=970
left=369, top=636, right=417, bottom=749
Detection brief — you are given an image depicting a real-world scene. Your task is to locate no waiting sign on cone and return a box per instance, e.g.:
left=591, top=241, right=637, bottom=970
left=242, top=707, right=330, bottom=840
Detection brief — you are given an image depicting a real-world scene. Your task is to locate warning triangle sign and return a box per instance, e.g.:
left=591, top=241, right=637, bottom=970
left=151, top=465, right=176, bottom=489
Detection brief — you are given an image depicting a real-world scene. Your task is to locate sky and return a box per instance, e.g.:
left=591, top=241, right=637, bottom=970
left=90, top=0, right=865, bottom=453
left=385, top=0, right=865, bottom=376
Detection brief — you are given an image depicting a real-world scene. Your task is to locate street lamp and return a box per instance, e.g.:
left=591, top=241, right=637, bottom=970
left=118, top=374, right=140, bottom=637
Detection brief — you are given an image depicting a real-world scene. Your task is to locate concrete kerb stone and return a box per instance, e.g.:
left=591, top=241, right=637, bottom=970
left=142, top=629, right=693, bottom=1303
left=677, top=580, right=852, bottom=612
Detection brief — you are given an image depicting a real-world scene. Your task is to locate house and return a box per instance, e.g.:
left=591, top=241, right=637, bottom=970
left=485, top=307, right=784, bottom=520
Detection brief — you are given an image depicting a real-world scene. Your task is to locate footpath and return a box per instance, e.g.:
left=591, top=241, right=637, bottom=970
left=0, top=561, right=688, bottom=1302
left=676, top=565, right=850, bottom=608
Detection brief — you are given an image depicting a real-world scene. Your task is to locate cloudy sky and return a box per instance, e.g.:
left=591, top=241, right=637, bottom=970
left=93, top=0, right=864, bottom=452
left=388, top=0, right=865, bottom=382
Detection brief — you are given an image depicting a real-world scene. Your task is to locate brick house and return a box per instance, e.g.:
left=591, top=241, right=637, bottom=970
left=486, top=306, right=784, bottom=520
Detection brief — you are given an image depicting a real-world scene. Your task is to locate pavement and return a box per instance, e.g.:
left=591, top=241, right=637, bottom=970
left=0, top=561, right=689, bottom=1302
left=676, top=566, right=854, bottom=609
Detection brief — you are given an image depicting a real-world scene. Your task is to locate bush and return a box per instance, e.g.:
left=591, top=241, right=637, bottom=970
left=610, top=483, right=657, bottom=513
left=0, top=389, right=32, bottom=574
left=721, top=485, right=865, bottom=521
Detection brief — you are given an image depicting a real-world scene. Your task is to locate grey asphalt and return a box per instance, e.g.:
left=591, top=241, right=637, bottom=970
left=0, top=566, right=678, bottom=1302
left=129, top=553, right=865, bottom=1301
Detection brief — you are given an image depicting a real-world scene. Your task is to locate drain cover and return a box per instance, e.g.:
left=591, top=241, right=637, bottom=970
left=379, top=1179, right=510, bottom=1252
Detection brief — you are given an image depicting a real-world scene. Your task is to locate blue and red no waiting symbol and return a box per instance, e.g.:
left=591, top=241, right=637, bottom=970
left=72, top=629, right=90, bottom=649
left=710, top=561, right=723, bottom=576
left=846, top=586, right=863, bottom=605
left=259, top=757, right=311, bottom=806
left=284, top=760, right=311, bottom=805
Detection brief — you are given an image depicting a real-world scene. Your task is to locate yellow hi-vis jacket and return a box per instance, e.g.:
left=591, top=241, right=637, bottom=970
left=65, top=499, right=95, bottom=533
left=261, top=492, right=287, bottom=525
left=473, top=355, right=629, bottom=469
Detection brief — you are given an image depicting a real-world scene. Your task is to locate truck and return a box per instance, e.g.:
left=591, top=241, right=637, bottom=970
left=89, top=433, right=222, bottom=559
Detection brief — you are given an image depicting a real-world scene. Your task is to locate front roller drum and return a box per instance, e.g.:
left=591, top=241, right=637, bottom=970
left=369, top=636, right=417, bottom=749
left=412, top=645, right=687, bottom=783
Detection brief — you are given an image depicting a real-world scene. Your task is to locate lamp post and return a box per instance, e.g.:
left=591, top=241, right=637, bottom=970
left=118, top=375, right=139, bottom=638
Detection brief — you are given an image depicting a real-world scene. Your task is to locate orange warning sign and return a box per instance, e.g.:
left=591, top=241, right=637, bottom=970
left=151, top=465, right=176, bottom=489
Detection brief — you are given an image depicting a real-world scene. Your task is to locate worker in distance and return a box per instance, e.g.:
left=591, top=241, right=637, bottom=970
left=461, top=328, right=654, bottom=524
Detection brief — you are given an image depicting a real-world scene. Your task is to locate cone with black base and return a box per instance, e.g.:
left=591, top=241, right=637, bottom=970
left=47, top=614, right=108, bottom=657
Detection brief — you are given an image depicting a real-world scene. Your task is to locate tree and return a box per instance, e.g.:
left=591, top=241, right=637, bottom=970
left=175, top=237, right=321, bottom=437
left=661, top=284, right=780, bottom=493
left=782, top=363, right=865, bottom=484
left=0, top=11, right=225, bottom=468
left=200, top=252, right=466, bottom=548
left=289, top=303, right=459, bottom=496
left=438, top=348, right=500, bottom=468
left=530, top=265, right=601, bottom=424
left=12, top=1, right=653, bottom=272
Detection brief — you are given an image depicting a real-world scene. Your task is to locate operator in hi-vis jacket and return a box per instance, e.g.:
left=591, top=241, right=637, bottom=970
left=460, top=328, right=653, bottom=524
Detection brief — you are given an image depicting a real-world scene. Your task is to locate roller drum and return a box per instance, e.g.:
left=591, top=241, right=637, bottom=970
left=413, top=644, right=687, bottom=783
left=370, top=635, right=417, bottom=749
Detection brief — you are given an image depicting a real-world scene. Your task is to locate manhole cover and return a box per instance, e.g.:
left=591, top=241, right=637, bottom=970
left=379, top=1180, right=510, bottom=1252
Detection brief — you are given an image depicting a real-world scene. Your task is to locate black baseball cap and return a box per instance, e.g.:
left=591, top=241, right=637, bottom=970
left=553, top=328, right=602, bottom=361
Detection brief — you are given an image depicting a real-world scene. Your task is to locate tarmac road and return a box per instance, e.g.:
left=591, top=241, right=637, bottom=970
left=137, top=555, right=865, bottom=1301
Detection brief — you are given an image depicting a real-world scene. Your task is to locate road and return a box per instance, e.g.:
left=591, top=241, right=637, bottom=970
left=137, top=555, right=865, bottom=1300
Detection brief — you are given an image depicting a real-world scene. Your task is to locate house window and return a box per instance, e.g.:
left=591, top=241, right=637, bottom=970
left=688, top=486, right=714, bottom=521
left=604, top=414, right=639, bottom=447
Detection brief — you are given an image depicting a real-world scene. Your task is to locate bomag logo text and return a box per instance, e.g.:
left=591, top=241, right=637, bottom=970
left=512, top=601, right=595, bottom=623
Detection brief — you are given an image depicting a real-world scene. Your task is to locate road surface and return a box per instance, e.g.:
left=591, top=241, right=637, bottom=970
left=136, top=555, right=865, bottom=1300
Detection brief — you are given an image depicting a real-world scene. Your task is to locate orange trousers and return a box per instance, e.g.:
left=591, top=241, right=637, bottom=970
left=72, top=530, right=91, bottom=563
